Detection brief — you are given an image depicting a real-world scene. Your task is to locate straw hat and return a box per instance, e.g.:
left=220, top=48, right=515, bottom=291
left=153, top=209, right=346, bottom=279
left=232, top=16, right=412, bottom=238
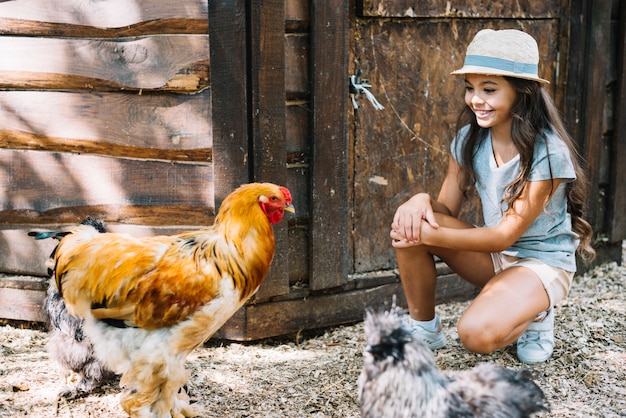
left=451, top=29, right=549, bottom=84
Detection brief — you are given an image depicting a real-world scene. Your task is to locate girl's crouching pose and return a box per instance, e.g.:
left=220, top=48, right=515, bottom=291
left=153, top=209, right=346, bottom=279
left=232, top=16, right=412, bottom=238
left=391, top=29, right=595, bottom=364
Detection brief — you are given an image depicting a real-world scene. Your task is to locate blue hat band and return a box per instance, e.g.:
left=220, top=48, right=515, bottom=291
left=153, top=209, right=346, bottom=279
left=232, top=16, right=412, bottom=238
left=464, top=55, right=538, bottom=75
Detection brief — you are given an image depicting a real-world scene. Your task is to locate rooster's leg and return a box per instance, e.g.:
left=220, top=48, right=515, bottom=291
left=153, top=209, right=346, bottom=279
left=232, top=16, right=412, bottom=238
left=171, top=385, right=201, bottom=417
left=119, top=356, right=190, bottom=418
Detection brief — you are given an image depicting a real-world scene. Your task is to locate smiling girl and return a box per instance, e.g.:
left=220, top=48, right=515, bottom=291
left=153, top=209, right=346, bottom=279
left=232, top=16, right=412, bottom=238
left=391, top=29, right=595, bottom=364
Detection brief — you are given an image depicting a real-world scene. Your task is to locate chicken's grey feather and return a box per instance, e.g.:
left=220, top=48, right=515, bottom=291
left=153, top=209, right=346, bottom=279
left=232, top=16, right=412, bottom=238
left=358, top=308, right=548, bottom=418
left=36, top=217, right=116, bottom=399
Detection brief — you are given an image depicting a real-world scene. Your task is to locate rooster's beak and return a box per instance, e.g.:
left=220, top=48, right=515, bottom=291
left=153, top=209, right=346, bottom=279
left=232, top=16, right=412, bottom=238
left=284, top=204, right=295, bottom=214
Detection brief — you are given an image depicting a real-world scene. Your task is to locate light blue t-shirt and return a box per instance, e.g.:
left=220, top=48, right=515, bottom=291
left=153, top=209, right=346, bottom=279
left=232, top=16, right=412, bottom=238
left=451, top=126, right=579, bottom=272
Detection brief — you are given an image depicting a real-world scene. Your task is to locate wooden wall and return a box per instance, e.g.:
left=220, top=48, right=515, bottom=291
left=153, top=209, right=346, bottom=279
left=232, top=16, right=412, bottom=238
left=0, top=1, right=212, bottom=279
left=0, top=1, right=216, bottom=321
left=1, top=0, right=624, bottom=339
left=0, top=0, right=317, bottom=331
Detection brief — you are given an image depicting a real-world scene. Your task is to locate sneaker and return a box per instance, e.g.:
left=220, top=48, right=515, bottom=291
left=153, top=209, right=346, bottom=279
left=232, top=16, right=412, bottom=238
left=407, top=316, right=447, bottom=350
left=517, top=309, right=555, bottom=364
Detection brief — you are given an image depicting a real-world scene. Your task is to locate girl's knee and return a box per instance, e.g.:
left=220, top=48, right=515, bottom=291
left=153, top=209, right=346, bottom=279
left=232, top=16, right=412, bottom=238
left=457, top=317, right=501, bottom=354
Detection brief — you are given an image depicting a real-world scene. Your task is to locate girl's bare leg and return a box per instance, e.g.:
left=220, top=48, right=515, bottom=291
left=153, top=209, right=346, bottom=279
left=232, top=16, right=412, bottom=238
left=395, top=245, right=439, bottom=321
left=394, top=212, right=549, bottom=354
left=458, top=267, right=550, bottom=353
left=394, top=213, right=496, bottom=322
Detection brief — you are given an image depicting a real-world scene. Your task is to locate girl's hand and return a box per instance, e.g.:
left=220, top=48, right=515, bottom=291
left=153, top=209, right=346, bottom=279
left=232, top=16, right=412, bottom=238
left=391, top=193, right=440, bottom=246
left=390, top=230, right=418, bottom=248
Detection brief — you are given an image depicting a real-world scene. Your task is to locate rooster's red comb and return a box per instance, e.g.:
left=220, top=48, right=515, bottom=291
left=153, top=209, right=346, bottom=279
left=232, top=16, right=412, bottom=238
left=279, top=186, right=292, bottom=204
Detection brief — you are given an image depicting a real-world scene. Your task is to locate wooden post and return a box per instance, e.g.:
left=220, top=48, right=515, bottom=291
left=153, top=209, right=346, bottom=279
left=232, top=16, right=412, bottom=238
left=563, top=0, right=610, bottom=236
left=309, top=1, right=350, bottom=290
left=249, top=0, right=289, bottom=300
left=209, top=0, right=250, bottom=206
left=608, top=2, right=626, bottom=242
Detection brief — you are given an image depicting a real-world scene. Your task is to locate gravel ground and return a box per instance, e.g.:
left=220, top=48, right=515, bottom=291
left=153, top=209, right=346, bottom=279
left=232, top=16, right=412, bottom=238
left=1, top=260, right=625, bottom=417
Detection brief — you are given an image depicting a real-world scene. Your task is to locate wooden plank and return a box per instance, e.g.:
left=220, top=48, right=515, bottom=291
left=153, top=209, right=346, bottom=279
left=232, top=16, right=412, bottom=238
left=249, top=0, right=287, bottom=184
left=285, top=0, right=309, bottom=32
left=0, top=17, right=208, bottom=37
left=0, top=65, right=209, bottom=93
left=0, top=287, right=46, bottom=322
left=0, top=205, right=215, bottom=226
left=562, top=0, right=585, bottom=147
left=285, top=34, right=309, bottom=98
left=287, top=223, right=309, bottom=284
left=608, top=2, right=626, bottom=242
left=359, top=0, right=559, bottom=18
left=0, top=36, right=209, bottom=92
left=0, top=275, right=48, bottom=291
left=0, top=90, right=211, bottom=161
left=0, top=130, right=211, bottom=163
left=0, top=150, right=214, bottom=215
left=0, top=0, right=208, bottom=29
left=562, top=0, right=616, bottom=238
left=286, top=0, right=309, bottom=224
left=286, top=101, right=310, bottom=154
left=1, top=228, right=59, bottom=275
left=248, top=0, right=289, bottom=300
left=309, top=0, right=350, bottom=290
left=284, top=166, right=309, bottom=218
left=209, top=0, right=250, bottom=204
left=578, top=0, right=612, bottom=234
left=552, top=0, right=571, bottom=112
left=284, top=167, right=309, bottom=286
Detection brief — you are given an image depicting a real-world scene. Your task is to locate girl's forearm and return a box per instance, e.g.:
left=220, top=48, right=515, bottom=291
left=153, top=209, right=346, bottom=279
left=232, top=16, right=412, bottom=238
left=424, top=225, right=513, bottom=253
left=431, top=199, right=453, bottom=216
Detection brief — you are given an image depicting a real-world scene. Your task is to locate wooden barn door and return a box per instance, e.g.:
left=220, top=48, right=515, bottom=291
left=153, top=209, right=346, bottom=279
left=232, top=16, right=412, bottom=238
left=350, top=1, right=572, bottom=275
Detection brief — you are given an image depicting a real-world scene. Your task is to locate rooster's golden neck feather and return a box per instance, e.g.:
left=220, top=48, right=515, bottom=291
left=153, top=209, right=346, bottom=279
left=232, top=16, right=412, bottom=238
left=210, top=183, right=291, bottom=298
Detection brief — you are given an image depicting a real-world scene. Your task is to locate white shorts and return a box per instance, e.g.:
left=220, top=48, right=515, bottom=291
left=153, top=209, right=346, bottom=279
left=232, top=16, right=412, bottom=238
left=490, top=253, right=575, bottom=308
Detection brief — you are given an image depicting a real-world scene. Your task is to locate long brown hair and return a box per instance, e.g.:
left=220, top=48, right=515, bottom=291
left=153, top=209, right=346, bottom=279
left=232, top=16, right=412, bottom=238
left=455, top=76, right=596, bottom=263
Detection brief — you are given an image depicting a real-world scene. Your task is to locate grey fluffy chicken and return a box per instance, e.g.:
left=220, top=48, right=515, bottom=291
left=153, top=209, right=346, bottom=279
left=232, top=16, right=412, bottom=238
left=31, top=218, right=116, bottom=399
left=358, top=308, right=548, bottom=418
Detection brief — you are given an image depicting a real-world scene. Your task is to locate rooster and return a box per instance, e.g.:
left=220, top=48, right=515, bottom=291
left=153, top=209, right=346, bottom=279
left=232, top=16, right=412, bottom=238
left=36, top=218, right=116, bottom=399
left=358, top=308, right=548, bottom=418
left=31, top=183, right=294, bottom=418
